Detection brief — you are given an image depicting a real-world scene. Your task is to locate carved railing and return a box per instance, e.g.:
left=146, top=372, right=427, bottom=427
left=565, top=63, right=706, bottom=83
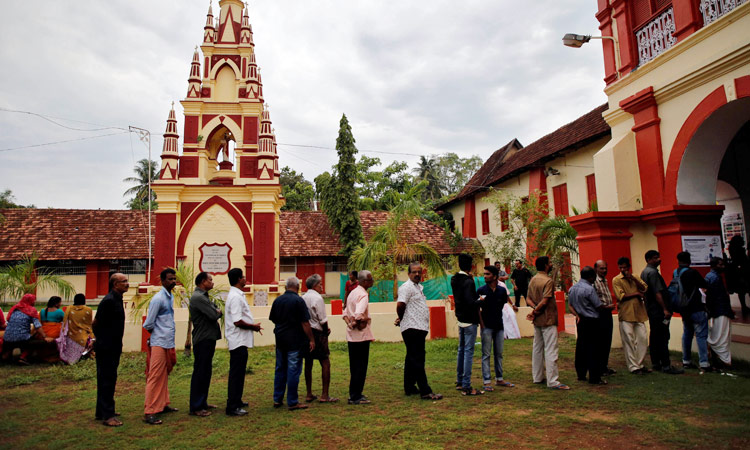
left=636, top=7, right=677, bottom=66
left=700, top=0, right=749, bottom=26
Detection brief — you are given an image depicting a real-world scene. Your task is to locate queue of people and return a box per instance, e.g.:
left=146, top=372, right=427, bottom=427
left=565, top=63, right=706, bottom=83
left=0, top=248, right=740, bottom=427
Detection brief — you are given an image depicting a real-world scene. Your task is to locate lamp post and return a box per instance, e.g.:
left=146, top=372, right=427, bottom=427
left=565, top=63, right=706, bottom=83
left=562, top=33, right=621, bottom=73
left=128, top=125, right=152, bottom=283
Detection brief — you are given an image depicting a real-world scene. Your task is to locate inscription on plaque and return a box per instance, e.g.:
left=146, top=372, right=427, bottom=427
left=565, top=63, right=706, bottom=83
left=199, top=243, right=232, bottom=274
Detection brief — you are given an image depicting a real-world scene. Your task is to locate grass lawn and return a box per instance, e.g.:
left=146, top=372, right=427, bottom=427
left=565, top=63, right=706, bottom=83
left=1, top=335, right=749, bottom=449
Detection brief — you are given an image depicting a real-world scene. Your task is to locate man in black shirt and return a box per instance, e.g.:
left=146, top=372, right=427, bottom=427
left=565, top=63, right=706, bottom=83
left=511, top=260, right=532, bottom=307
left=478, top=265, right=515, bottom=391
left=92, top=273, right=128, bottom=427
left=188, top=272, right=222, bottom=417
left=676, top=251, right=711, bottom=371
left=641, top=250, right=683, bottom=374
left=452, top=253, right=482, bottom=396
left=270, top=277, right=315, bottom=410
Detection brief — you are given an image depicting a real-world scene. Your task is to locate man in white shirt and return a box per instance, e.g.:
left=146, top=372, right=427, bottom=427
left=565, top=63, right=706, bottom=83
left=224, top=268, right=262, bottom=416
left=343, top=270, right=375, bottom=404
left=302, top=274, right=338, bottom=403
left=395, top=263, right=443, bottom=400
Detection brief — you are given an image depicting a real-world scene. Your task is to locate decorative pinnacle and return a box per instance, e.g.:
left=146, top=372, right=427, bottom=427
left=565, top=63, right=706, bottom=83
left=171, top=101, right=175, bottom=108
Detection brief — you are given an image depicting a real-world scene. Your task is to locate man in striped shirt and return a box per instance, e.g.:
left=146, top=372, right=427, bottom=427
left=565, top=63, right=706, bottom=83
left=593, top=261, right=616, bottom=376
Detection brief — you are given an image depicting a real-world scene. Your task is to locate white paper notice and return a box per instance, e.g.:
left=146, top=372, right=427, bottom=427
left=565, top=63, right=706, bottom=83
left=681, top=235, right=721, bottom=266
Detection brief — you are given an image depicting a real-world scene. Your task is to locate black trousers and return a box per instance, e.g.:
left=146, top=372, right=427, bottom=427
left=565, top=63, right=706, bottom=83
left=95, top=348, right=121, bottom=420
left=348, top=341, right=370, bottom=401
left=575, top=317, right=602, bottom=383
left=514, top=289, right=527, bottom=307
left=226, top=346, right=248, bottom=412
left=190, top=339, right=216, bottom=412
left=598, top=310, right=613, bottom=373
left=648, top=312, right=671, bottom=368
left=402, top=329, right=432, bottom=396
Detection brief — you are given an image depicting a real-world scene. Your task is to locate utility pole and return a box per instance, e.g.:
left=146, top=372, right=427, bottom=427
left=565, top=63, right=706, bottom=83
left=128, top=126, right=152, bottom=283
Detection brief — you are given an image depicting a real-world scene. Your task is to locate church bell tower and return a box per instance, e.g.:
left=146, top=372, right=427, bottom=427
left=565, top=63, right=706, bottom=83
left=152, top=0, right=284, bottom=304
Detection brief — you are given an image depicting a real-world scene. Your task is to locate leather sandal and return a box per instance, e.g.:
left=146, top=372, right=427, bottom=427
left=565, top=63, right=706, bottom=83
left=144, top=415, right=163, bottom=425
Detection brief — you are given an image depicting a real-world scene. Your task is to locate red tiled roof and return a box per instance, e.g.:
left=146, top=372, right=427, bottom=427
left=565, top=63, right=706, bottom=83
left=0, top=209, right=154, bottom=261
left=439, top=104, right=610, bottom=209
left=0, top=209, right=475, bottom=261
left=280, top=210, right=476, bottom=257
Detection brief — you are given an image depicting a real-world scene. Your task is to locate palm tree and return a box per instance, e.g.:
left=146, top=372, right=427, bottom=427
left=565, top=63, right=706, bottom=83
left=537, top=215, right=579, bottom=288
left=350, top=181, right=446, bottom=301
left=130, top=260, right=225, bottom=357
left=412, top=156, right=443, bottom=201
left=0, top=253, right=75, bottom=301
left=123, top=159, right=159, bottom=210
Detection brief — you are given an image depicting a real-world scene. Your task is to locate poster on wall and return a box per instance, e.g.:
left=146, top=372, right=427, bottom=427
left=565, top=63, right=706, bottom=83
left=254, top=289, right=268, bottom=306
left=721, top=213, right=745, bottom=250
left=199, top=243, right=232, bottom=274
left=681, top=235, right=722, bottom=266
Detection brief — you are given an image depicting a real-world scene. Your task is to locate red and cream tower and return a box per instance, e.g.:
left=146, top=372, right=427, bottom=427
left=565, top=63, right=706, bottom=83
left=152, top=0, right=284, bottom=304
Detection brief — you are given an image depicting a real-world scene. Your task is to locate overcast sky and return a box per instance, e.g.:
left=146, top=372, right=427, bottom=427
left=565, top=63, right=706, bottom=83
left=0, top=0, right=606, bottom=209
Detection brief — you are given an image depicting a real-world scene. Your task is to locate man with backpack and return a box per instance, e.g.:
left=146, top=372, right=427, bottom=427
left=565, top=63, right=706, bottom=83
left=641, top=251, right=683, bottom=374
left=673, top=252, right=711, bottom=371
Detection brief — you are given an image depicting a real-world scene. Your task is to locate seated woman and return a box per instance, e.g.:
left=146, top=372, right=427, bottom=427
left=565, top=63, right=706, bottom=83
left=38, top=296, right=65, bottom=362
left=2, top=294, right=53, bottom=365
left=57, top=293, right=94, bottom=365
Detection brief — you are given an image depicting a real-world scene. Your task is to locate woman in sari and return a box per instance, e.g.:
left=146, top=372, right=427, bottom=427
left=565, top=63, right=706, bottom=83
left=57, top=293, right=94, bottom=365
left=2, top=294, right=53, bottom=364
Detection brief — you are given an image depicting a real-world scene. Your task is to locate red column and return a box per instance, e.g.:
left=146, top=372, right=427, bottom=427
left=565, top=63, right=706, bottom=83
left=97, top=262, right=110, bottom=296
left=620, top=87, right=666, bottom=209
left=85, top=261, right=98, bottom=299
left=673, top=0, right=703, bottom=42
left=555, top=291, right=566, bottom=333
left=153, top=213, right=177, bottom=284
left=429, top=306, right=447, bottom=339
left=642, top=205, right=725, bottom=279
left=252, top=212, right=276, bottom=284
left=568, top=211, right=640, bottom=291
left=463, top=197, right=477, bottom=238
left=611, top=0, right=638, bottom=75
left=595, top=2, right=618, bottom=85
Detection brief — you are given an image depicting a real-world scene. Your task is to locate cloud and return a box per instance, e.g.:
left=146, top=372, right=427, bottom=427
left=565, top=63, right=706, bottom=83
left=0, top=0, right=606, bottom=208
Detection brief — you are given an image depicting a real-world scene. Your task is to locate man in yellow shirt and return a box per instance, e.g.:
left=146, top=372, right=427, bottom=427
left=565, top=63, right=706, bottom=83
left=612, top=257, right=650, bottom=374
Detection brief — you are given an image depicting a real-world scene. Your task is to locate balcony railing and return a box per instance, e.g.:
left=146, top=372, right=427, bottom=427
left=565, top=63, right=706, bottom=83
left=636, top=6, right=677, bottom=66
left=700, top=0, right=749, bottom=26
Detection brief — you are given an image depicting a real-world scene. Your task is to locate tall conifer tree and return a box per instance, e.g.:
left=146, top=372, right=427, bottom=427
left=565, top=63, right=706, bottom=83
left=325, top=114, right=364, bottom=256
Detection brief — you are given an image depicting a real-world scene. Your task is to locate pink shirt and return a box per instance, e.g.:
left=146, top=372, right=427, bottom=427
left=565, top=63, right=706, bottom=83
left=344, top=285, right=374, bottom=342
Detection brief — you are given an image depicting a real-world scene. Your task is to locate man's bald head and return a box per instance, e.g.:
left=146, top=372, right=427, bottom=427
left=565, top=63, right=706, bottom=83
left=110, top=272, right=129, bottom=294
left=594, top=260, right=607, bottom=278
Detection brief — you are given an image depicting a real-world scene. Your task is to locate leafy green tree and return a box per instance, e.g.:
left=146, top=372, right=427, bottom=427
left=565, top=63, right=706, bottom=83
left=484, top=190, right=579, bottom=287
left=0, top=189, right=34, bottom=209
left=350, top=181, right=446, bottom=301
left=0, top=253, right=75, bottom=301
left=355, top=157, right=412, bottom=209
left=435, top=153, right=483, bottom=196
left=123, top=159, right=159, bottom=210
left=319, top=114, right=365, bottom=256
left=280, top=166, right=314, bottom=211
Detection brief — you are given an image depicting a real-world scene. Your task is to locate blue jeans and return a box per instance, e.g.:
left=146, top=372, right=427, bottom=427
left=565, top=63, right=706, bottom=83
left=273, top=348, right=303, bottom=406
left=456, top=324, right=477, bottom=389
left=481, top=328, right=504, bottom=384
left=682, top=311, right=709, bottom=367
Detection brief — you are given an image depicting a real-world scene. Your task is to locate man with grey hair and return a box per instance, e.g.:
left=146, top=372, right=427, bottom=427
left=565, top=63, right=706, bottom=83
left=395, top=262, right=442, bottom=400
left=302, top=274, right=338, bottom=403
left=344, top=270, right=375, bottom=404
left=270, top=276, right=316, bottom=410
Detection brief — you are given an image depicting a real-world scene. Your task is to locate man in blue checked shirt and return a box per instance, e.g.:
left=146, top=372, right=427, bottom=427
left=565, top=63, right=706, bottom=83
left=142, top=268, right=178, bottom=425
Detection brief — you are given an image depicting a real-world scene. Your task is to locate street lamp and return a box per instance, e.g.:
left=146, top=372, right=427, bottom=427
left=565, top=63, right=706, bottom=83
left=562, top=33, right=621, bottom=72
left=562, top=33, right=617, bottom=48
